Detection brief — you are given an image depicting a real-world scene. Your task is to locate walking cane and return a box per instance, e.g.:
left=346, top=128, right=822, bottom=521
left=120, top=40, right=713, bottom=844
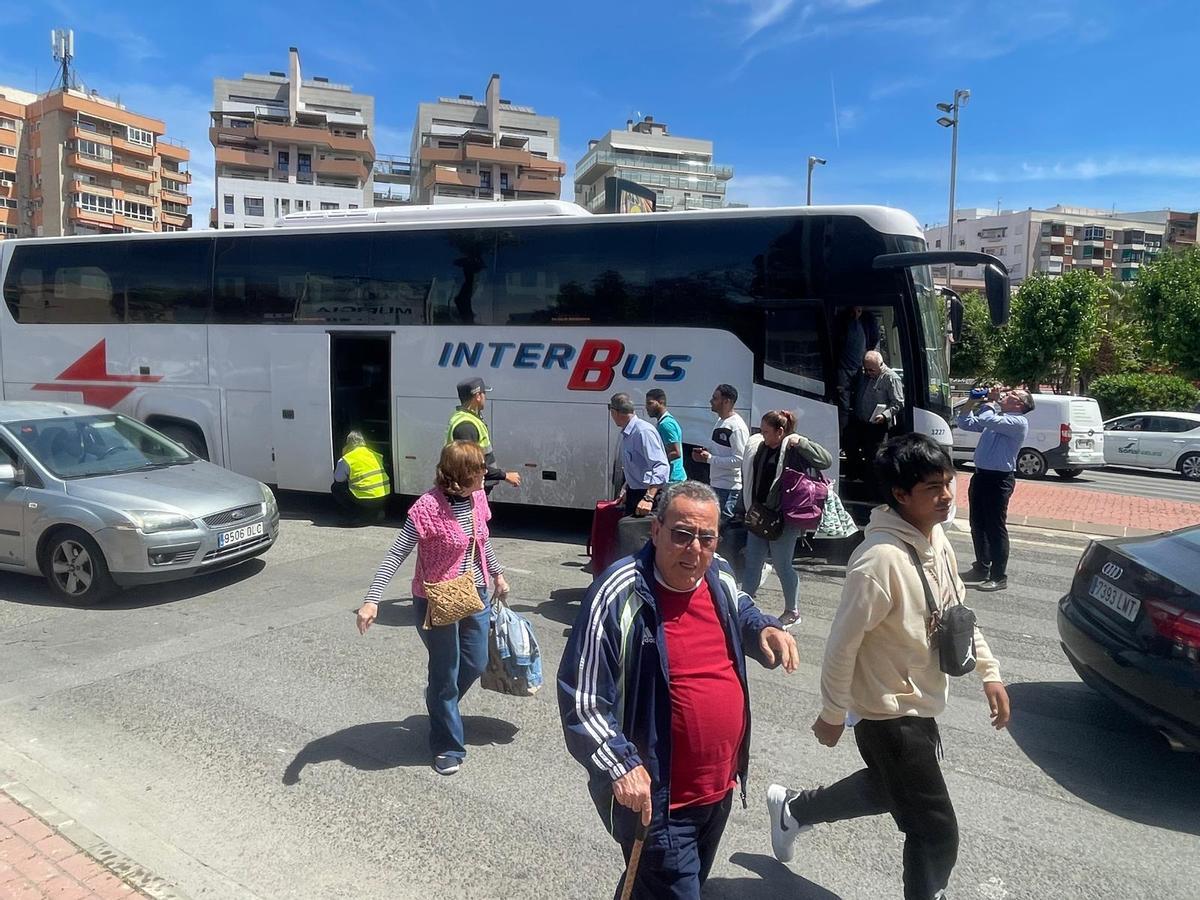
left=619, top=808, right=650, bottom=900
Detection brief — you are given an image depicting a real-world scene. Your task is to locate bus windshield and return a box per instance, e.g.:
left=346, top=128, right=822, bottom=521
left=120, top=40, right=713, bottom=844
left=912, top=262, right=951, bottom=415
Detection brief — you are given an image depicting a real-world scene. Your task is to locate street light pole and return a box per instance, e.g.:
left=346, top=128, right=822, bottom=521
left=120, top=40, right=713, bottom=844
left=936, top=89, right=970, bottom=271
left=806, top=156, right=826, bottom=205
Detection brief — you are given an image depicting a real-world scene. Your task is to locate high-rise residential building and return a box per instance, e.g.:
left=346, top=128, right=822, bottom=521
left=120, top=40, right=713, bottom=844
left=573, top=115, right=734, bottom=214
left=210, top=47, right=376, bottom=228
left=924, top=205, right=1166, bottom=288
left=1119, top=209, right=1197, bottom=252
left=408, top=74, right=563, bottom=204
left=0, top=83, right=192, bottom=239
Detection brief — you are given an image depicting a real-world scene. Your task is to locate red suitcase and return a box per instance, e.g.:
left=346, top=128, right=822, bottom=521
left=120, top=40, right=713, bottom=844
left=588, top=499, right=624, bottom=575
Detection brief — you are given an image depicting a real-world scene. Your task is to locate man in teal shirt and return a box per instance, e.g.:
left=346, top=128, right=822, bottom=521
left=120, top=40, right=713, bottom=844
left=646, top=389, right=687, bottom=483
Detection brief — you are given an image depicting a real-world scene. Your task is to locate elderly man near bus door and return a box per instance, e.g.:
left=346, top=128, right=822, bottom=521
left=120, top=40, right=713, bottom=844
left=645, top=389, right=687, bottom=484
left=558, top=480, right=799, bottom=900
left=331, top=430, right=391, bottom=525
left=835, top=306, right=881, bottom=422
left=843, top=350, right=905, bottom=485
left=447, top=377, right=521, bottom=496
left=957, top=385, right=1034, bottom=592
left=609, top=392, right=670, bottom=517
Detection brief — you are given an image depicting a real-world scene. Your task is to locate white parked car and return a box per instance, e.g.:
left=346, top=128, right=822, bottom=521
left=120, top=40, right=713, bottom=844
left=951, top=393, right=1106, bottom=479
left=1102, top=411, right=1200, bottom=481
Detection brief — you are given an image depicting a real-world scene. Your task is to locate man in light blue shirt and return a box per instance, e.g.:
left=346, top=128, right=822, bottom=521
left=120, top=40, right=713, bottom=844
left=609, top=392, right=670, bottom=517
left=957, top=387, right=1034, bottom=592
left=645, top=388, right=687, bottom=483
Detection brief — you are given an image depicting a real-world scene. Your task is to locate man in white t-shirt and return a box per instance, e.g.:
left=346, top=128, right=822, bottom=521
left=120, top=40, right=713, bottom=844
left=691, top=383, right=749, bottom=525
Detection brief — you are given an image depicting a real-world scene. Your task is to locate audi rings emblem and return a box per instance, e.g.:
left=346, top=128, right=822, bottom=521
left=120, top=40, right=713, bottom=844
left=1101, top=562, right=1124, bottom=580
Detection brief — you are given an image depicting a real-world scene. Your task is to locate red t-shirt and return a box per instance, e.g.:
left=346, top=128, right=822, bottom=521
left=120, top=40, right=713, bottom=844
left=653, top=575, right=747, bottom=810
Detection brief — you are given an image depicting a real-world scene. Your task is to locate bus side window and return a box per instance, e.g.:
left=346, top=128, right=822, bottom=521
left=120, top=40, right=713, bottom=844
left=762, top=303, right=828, bottom=397
left=370, top=229, right=493, bottom=326
left=3, top=243, right=125, bottom=324
left=125, top=239, right=213, bottom=323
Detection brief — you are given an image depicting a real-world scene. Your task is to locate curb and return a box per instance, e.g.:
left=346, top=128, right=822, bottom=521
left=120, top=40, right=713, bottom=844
left=1, top=777, right=192, bottom=900
left=1006, top=515, right=1159, bottom=538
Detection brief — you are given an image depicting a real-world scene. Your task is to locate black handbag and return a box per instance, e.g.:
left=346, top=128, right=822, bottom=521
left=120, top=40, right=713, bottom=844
left=906, top=545, right=977, bottom=677
left=744, top=502, right=785, bottom=541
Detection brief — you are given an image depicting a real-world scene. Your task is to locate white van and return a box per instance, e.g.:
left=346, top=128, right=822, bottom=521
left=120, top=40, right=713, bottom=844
left=950, top=393, right=1106, bottom=479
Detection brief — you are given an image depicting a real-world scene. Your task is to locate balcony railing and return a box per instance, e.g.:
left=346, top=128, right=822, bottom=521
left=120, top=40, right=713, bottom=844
left=577, top=148, right=733, bottom=180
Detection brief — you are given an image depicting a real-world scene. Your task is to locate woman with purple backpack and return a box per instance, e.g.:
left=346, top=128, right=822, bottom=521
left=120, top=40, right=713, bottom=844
left=738, top=410, right=833, bottom=628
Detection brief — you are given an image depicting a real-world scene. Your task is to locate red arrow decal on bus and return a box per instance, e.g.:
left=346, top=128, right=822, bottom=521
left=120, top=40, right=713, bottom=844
left=32, top=339, right=162, bottom=407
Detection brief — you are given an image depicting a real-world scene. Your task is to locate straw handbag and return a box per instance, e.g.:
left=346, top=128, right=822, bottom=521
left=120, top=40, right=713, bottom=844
left=422, top=513, right=485, bottom=629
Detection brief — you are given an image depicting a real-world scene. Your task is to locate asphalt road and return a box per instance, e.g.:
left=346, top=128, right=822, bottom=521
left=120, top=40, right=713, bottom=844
left=1, top=499, right=1198, bottom=899
left=962, top=462, right=1200, bottom=503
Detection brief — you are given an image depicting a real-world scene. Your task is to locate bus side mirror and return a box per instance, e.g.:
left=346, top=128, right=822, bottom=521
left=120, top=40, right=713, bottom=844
left=984, top=263, right=1010, bottom=326
left=940, top=288, right=964, bottom=343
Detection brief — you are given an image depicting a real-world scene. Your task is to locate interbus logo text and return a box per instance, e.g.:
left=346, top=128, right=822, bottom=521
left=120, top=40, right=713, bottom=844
left=437, top=340, right=691, bottom=392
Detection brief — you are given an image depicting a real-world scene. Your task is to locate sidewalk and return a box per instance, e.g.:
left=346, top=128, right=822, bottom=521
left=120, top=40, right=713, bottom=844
left=955, top=472, right=1200, bottom=537
left=0, top=783, right=183, bottom=900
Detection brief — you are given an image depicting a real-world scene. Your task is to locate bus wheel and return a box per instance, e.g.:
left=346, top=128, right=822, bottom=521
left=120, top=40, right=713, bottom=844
left=155, top=422, right=209, bottom=460
left=1016, top=448, right=1047, bottom=479
left=40, top=528, right=117, bottom=607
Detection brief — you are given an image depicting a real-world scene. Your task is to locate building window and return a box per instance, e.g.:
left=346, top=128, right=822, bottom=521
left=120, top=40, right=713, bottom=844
left=277, top=150, right=289, bottom=172
left=320, top=202, right=339, bottom=210
left=244, top=196, right=264, bottom=217
left=123, top=201, right=155, bottom=222
left=1104, top=248, right=1112, bottom=258
left=0, top=118, right=16, bottom=131
left=0, top=145, right=14, bottom=157
left=500, top=172, right=510, bottom=190
left=0, top=198, right=16, bottom=209
left=1105, top=230, right=1114, bottom=240
left=76, top=139, right=112, bottom=160
left=1065, top=225, right=1074, bottom=236
left=1063, top=245, right=1072, bottom=256
left=297, top=153, right=312, bottom=174
left=75, top=192, right=114, bottom=214
left=281, top=199, right=290, bottom=215
left=934, top=239, right=942, bottom=248
left=127, top=127, right=153, bottom=147
left=223, top=195, right=234, bottom=214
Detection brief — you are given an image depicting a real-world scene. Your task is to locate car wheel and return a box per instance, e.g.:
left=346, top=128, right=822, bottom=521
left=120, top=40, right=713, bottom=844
left=1055, top=467, right=1083, bottom=479
left=1179, top=452, right=1200, bottom=481
left=1016, top=448, right=1047, bottom=479
left=40, top=528, right=118, bottom=607
left=156, top=422, right=209, bottom=460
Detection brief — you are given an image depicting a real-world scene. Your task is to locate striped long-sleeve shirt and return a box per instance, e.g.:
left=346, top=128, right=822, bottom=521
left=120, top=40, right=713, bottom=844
left=363, top=494, right=502, bottom=604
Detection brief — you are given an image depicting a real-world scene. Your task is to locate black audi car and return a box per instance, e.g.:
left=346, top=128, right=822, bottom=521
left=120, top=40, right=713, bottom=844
left=1058, top=525, right=1200, bottom=751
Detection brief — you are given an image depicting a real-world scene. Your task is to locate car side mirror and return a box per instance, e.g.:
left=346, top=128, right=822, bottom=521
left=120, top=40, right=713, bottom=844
left=0, top=463, right=17, bottom=483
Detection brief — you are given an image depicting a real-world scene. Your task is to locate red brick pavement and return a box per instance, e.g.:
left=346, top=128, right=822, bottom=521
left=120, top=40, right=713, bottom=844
left=0, top=791, right=149, bottom=900
left=955, top=472, right=1200, bottom=535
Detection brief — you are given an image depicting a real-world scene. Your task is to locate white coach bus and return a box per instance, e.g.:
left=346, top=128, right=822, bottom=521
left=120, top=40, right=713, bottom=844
left=0, top=201, right=1009, bottom=511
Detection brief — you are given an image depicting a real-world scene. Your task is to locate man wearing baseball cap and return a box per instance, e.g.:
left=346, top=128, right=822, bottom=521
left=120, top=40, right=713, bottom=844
left=447, top=377, right=521, bottom=494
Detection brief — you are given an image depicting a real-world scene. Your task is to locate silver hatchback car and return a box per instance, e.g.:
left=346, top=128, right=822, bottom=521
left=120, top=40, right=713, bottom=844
left=0, top=401, right=279, bottom=605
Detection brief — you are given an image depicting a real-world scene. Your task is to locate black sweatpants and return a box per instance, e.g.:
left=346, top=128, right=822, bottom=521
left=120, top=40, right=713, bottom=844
left=788, top=717, right=958, bottom=900
left=968, top=469, right=1016, bottom=579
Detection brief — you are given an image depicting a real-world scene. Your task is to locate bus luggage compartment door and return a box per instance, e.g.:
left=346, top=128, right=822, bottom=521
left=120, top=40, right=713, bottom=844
left=269, top=332, right=334, bottom=492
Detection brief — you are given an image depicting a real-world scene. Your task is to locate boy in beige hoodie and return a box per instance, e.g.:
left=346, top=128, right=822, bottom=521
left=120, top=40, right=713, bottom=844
left=766, top=434, right=1011, bottom=900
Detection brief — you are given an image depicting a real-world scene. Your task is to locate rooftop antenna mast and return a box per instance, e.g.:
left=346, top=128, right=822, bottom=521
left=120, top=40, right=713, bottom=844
left=51, top=29, right=75, bottom=92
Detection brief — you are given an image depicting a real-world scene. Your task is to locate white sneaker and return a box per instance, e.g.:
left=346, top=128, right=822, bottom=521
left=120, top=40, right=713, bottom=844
left=767, top=783, right=812, bottom=863
left=762, top=561, right=775, bottom=581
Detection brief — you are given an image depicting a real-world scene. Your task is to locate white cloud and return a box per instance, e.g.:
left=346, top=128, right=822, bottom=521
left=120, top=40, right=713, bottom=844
left=837, top=105, right=862, bottom=131
left=868, top=77, right=928, bottom=101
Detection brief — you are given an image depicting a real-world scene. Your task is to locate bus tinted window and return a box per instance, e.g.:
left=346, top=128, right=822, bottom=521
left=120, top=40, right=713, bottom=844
left=651, top=218, right=787, bottom=325
left=492, top=222, right=654, bottom=325
left=369, top=229, right=494, bottom=326
left=764, top=303, right=829, bottom=396
left=125, top=239, right=213, bottom=323
left=3, top=241, right=126, bottom=324
left=213, top=232, right=370, bottom=324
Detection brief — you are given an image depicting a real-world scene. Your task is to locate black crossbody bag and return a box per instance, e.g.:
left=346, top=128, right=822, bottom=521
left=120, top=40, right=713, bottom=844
left=905, top=545, right=977, bottom=677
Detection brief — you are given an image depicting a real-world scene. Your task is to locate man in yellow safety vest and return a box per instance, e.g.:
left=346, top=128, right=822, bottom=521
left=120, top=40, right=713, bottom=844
left=331, top=430, right=391, bottom=524
left=447, top=377, right=521, bottom=495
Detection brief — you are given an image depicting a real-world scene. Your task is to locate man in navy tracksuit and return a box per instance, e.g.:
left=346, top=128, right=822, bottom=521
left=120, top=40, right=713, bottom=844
left=558, top=480, right=799, bottom=899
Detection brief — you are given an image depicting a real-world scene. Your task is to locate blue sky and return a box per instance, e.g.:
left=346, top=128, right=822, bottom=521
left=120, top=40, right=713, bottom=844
left=4, top=0, right=1197, bottom=229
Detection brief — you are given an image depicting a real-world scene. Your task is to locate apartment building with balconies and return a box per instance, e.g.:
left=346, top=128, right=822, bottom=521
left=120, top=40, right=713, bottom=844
left=574, top=115, right=734, bottom=214
left=408, top=74, right=563, bottom=205
left=211, top=47, right=375, bottom=228
left=924, top=205, right=1166, bottom=289
left=0, top=83, right=191, bottom=238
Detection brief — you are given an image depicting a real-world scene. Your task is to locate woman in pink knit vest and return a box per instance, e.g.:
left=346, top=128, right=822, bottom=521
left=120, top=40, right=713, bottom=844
left=356, top=441, right=510, bottom=776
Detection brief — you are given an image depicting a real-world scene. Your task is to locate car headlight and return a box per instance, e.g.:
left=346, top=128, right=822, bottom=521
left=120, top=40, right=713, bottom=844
left=123, top=510, right=196, bottom=534
left=260, top=483, right=278, bottom=516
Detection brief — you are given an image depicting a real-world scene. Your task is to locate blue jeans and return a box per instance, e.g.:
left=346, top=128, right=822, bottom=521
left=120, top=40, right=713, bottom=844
left=713, top=487, right=741, bottom=523
left=413, top=588, right=491, bottom=760
left=741, top=526, right=802, bottom=613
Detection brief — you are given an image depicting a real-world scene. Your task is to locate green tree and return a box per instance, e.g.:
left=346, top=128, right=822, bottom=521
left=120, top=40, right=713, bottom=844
left=1079, top=281, right=1149, bottom=392
left=1131, top=245, right=1200, bottom=376
left=949, top=289, right=998, bottom=378
left=996, top=270, right=1104, bottom=392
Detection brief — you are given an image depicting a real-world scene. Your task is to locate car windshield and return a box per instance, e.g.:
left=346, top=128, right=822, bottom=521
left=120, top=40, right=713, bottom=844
left=7, top=414, right=193, bottom=479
